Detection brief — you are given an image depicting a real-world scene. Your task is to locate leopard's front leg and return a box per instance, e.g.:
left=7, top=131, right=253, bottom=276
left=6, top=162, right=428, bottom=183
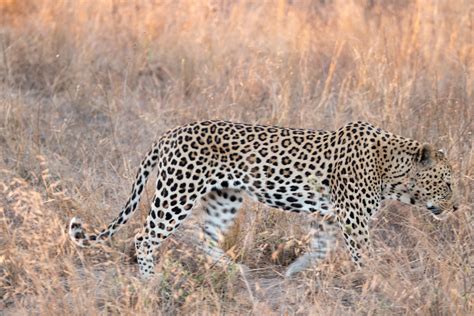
left=334, top=201, right=378, bottom=267
left=330, top=164, right=381, bottom=267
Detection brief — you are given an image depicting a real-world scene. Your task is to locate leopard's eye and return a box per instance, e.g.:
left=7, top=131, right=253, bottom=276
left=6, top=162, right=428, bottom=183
left=446, top=182, right=452, bottom=192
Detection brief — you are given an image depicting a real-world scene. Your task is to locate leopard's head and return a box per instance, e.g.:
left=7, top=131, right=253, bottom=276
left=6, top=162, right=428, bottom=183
left=405, top=144, right=458, bottom=219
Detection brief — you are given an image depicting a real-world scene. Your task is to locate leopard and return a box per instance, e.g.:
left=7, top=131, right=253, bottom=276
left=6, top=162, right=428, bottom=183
left=68, top=120, right=458, bottom=278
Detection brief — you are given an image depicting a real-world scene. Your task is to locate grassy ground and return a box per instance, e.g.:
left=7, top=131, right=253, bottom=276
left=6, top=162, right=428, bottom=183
left=0, top=0, right=472, bottom=314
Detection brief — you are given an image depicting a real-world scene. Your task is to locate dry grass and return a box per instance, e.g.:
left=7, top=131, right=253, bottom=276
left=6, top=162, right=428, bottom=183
left=0, top=0, right=472, bottom=314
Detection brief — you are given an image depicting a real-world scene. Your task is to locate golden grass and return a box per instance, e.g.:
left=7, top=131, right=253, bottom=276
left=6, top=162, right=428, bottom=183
left=0, top=0, right=472, bottom=314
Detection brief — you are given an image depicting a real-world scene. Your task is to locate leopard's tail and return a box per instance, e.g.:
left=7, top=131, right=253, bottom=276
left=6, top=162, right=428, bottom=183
left=69, top=141, right=160, bottom=247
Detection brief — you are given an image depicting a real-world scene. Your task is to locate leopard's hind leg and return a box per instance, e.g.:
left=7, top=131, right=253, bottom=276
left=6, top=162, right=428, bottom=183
left=134, top=181, right=205, bottom=278
left=200, top=188, right=244, bottom=265
left=285, top=215, right=338, bottom=277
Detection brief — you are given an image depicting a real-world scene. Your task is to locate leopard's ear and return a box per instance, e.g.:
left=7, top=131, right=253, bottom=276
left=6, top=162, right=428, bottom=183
left=417, top=143, right=435, bottom=167
left=436, top=149, right=446, bottom=159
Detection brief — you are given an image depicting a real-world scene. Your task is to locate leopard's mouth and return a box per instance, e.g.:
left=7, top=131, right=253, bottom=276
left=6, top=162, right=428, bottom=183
left=427, top=205, right=443, bottom=215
